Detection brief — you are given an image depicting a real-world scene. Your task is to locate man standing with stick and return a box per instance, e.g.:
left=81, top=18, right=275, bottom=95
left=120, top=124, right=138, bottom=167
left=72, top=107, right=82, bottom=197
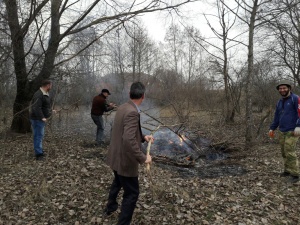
left=30, top=80, right=55, bottom=160
left=104, top=82, right=153, bottom=225
left=91, top=88, right=116, bottom=146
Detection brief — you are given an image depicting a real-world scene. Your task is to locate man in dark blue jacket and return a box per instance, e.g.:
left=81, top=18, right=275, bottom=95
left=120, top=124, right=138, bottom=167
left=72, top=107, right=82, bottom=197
left=30, top=80, right=54, bottom=160
left=269, top=80, right=300, bottom=183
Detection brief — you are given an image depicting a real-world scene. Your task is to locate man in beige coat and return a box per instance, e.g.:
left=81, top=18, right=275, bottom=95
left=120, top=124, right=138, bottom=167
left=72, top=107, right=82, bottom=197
left=104, top=82, right=153, bottom=225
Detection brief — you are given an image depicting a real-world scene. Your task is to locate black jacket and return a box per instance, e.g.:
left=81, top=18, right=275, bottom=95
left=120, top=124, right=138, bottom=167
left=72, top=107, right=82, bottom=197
left=30, top=89, right=52, bottom=120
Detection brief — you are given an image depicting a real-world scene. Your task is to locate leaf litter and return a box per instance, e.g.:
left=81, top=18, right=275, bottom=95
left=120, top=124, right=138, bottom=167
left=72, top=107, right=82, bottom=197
left=0, top=130, right=300, bottom=225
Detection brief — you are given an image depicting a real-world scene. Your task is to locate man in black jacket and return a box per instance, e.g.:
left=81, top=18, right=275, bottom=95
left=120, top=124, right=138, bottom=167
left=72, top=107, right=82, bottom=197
left=30, top=80, right=54, bottom=160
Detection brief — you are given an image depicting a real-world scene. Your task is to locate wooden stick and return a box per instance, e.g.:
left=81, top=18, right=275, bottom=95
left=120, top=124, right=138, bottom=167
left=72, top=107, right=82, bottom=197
left=146, top=140, right=152, bottom=171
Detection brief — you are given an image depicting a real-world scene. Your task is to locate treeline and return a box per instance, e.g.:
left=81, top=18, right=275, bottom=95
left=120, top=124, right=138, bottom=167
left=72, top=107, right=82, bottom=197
left=0, top=0, right=299, bottom=147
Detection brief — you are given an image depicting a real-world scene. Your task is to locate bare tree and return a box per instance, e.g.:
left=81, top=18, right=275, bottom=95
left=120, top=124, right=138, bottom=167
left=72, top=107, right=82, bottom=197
left=180, top=26, right=205, bottom=115
left=3, top=0, right=193, bottom=133
left=155, top=24, right=208, bottom=125
left=221, top=0, right=274, bottom=148
left=164, top=24, right=183, bottom=74
left=154, top=68, right=187, bottom=122
left=200, top=0, right=242, bottom=123
left=266, top=0, right=300, bottom=84
left=127, top=23, right=156, bottom=81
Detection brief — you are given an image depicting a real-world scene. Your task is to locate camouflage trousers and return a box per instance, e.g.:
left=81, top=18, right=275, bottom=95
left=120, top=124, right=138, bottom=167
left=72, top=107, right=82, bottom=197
left=279, top=131, right=300, bottom=176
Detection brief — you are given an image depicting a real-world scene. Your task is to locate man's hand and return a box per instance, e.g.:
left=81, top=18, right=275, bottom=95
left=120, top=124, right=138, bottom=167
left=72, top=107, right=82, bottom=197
left=145, top=154, right=152, bottom=164
left=42, top=118, right=47, bottom=122
left=109, top=103, right=117, bottom=109
left=144, top=135, right=154, bottom=143
left=294, top=127, right=300, bottom=136
left=268, top=130, right=274, bottom=138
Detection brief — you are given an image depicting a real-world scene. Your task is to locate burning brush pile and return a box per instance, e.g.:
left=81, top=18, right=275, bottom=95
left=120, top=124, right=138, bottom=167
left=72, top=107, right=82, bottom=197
left=142, top=127, right=211, bottom=168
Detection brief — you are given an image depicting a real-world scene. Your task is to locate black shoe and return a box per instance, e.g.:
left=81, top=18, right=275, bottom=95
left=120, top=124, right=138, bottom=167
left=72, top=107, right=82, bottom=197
left=102, top=209, right=116, bottom=218
left=280, top=171, right=290, bottom=177
left=96, top=141, right=104, bottom=146
left=97, top=141, right=108, bottom=147
left=289, top=175, right=299, bottom=183
left=35, top=153, right=46, bottom=160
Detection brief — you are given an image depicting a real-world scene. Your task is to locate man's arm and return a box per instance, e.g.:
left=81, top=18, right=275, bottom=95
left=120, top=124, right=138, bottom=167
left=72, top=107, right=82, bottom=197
left=105, top=102, right=117, bottom=112
left=295, top=95, right=300, bottom=127
left=269, top=102, right=280, bottom=131
left=123, top=111, right=147, bottom=164
left=294, top=95, right=300, bottom=135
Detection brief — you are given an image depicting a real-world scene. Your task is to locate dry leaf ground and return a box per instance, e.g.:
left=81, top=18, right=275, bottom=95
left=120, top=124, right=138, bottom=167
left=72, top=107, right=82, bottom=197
left=1, top=109, right=300, bottom=225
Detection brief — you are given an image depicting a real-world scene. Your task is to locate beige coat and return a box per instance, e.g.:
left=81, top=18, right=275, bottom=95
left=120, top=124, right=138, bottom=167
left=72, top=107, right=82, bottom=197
left=106, top=100, right=146, bottom=177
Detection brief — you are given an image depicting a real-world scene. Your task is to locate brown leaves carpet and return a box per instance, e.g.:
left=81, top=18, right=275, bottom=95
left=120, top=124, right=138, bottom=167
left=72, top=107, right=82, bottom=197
left=0, top=131, right=300, bottom=225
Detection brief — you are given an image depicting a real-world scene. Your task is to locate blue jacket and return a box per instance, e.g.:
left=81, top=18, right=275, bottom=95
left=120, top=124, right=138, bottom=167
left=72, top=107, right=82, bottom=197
left=270, top=92, right=300, bottom=132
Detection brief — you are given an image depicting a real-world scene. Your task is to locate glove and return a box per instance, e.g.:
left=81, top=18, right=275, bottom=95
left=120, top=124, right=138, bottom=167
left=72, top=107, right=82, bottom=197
left=294, top=127, right=300, bottom=136
left=268, top=130, right=274, bottom=138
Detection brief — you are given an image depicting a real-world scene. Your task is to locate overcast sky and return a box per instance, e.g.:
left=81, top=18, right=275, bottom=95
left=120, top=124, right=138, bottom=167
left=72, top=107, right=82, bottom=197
left=140, top=1, right=218, bottom=42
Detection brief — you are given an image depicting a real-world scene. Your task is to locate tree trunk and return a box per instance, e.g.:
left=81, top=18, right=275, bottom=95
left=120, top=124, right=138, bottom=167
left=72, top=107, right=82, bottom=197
left=5, top=0, right=60, bottom=133
left=245, top=0, right=259, bottom=149
left=223, top=36, right=232, bottom=122
left=5, top=0, right=31, bottom=132
left=11, top=97, right=31, bottom=133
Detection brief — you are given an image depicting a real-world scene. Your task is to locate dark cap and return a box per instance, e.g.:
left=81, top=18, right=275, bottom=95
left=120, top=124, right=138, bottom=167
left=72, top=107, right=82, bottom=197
left=101, top=89, right=111, bottom=95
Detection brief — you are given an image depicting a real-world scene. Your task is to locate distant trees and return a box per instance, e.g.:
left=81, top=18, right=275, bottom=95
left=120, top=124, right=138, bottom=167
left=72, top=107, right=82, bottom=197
left=1, top=0, right=300, bottom=153
left=0, top=1, right=14, bottom=108
left=202, top=0, right=241, bottom=123
left=99, top=22, right=159, bottom=104
left=2, top=0, right=193, bottom=133
left=155, top=24, right=208, bottom=124
left=267, top=0, right=300, bottom=84
left=63, top=27, right=101, bottom=106
left=128, top=24, right=156, bottom=81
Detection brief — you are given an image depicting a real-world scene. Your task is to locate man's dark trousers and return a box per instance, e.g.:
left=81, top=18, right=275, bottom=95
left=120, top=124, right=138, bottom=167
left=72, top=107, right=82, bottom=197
left=91, top=114, right=104, bottom=144
left=106, top=170, right=139, bottom=225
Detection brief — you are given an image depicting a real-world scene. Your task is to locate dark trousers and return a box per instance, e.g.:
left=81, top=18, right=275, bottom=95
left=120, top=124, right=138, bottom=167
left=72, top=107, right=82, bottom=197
left=91, top=114, right=104, bottom=144
left=106, top=171, right=139, bottom=225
